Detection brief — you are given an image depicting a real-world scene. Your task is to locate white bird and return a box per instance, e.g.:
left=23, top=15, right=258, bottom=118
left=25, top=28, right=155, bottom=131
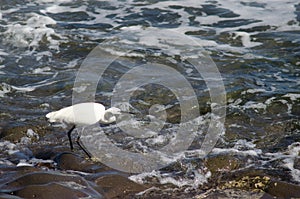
left=46, top=102, right=121, bottom=158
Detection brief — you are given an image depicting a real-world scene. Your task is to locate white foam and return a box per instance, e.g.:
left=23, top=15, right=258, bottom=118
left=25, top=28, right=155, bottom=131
left=107, top=26, right=218, bottom=58
left=8, top=0, right=294, bottom=59
left=32, top=66, right=52, bottom=74
left=233, top=31, right=262, bottom=48
left=2, top=0, right=298, bottom=55
left=0, top=83, right=12, bottom=97
left=234, top=139, right=256, bottom=149
left=17, top=158, right=54, bottom=167
left=1, top=73, right=60, bottom=96
left=219, top=0, right=299, bottom=32
left=283, top=143, right=300, bottom=182
left=229, top=94, right=298, bottom=117
left=3, top=13, right=63, bottom=50
left=0, top=8, right=20, bottom=15
left=0, top=67, right=5, bottom=75
left=130, top=0, right=300, bottom=35
left=72, top=85, right=88, bottom=93
left=64, top=58, right=80, bottom=69
left=212, top=147, right=262, bottom=156
left=17, top=161, right=34, bottom=167
left=264, top=97, right=276, bottom=105
left=242, top=88, right=266, bottom=94
left=243, top=101, right=266, bottom=110
left=129, top=168, right=211, bottom=188
left=0, top=50, right=9, bottom=56
left=283, top=93, right=300, bottom=101
left=228, top=123, right=245, bottom=128
left=0, top=140, right=17, bottom=150
left=11, top=85, right=35, bottom=92
left=145, top=135, right=168, bottom=145
left=262, top=143, right=300, bottom=183
left=43, top=4, right=87, bottom=14
left=38, top=0, right=72, bottom=3
left=20, top=137, right=32, bottom=145
left=35, top=51, right=53, bottom=62
left=27, top=129, right=40, bottom=140
left=0, top=159, right=14, bottom=166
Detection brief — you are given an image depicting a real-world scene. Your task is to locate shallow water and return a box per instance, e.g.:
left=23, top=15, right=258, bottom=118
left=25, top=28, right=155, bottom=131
left=0, top=0, right=300, bottom=198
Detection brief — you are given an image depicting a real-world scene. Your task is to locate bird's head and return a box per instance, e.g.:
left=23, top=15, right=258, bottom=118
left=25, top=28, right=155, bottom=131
left=100, top=107, right=121, bottom=124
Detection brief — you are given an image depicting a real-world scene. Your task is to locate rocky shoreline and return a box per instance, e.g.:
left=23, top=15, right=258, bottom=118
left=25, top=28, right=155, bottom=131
left=1, top=125, right=300, bottom=198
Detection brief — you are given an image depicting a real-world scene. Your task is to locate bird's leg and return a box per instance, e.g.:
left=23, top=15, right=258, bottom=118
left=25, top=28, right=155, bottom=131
left=76, top=136, right=92, bottom=158
left=67, top=125, right=76, bottom=150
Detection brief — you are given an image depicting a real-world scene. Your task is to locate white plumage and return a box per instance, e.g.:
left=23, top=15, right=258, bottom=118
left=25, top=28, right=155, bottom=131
left=46, top=102, right=121, bottom=158
left=46, top=102, right=120, bottom=125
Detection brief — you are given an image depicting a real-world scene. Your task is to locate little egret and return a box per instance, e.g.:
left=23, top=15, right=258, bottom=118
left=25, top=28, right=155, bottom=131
left=46, top=102, right=121, bottom=158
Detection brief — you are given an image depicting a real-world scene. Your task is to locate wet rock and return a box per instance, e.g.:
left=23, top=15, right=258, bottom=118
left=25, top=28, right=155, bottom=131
left=266, top=101, right=289, bottom=115
left=2, top=172, right=83, bottom=190
left=136, top=191, right=195, bottom=199
left=220, top=175, right=271, bottom=192
left=13, top=183, right=90, bottom=199
left=204, top=153, right=241, bottom=175
left=0, top=165, right=41, bottom=185
left=54, top=152, right=106, bottom=172
left=32, top=144, right=68, bottom=160
left=291, top=101, right=300, bottom=116
left=0, top=125, right=51, bottom=143
left=49, top=11, right=95, bottom=22
left=223, top=111, right=253, bottom=142
left=0, top=171, right=103, bottom=198
left=195, top=188, right=265, bottom=199
left=0, top=165, right=40, bottom=174
left=213, top=167, right=300, bottom=198
left=265, top=180, right=300, bottom=198
left=95, top=174, right=147, bottom=198
left=0, top=193, right=23, bottom=199
left=54, top=152, right=87, bottom=170
left=259, top=119, right=300, bottom=152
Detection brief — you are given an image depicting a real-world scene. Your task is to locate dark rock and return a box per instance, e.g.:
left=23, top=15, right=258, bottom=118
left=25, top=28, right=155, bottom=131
left=265, top=180, right=300, bottom=198
left=95, top=174, right=147, bottom=198
left=0, top=193, right=23, bottom=199
left=0, top=125, right=51, bottom=143
left=2, top=172, right=86, bottom=191
left=54, top=152, right=106, bottom=172
left=204, top=153, right=241, bottom=174
left=0, top=171, right=103, bottom=198
left=13, top=183, right=90, bottom=199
